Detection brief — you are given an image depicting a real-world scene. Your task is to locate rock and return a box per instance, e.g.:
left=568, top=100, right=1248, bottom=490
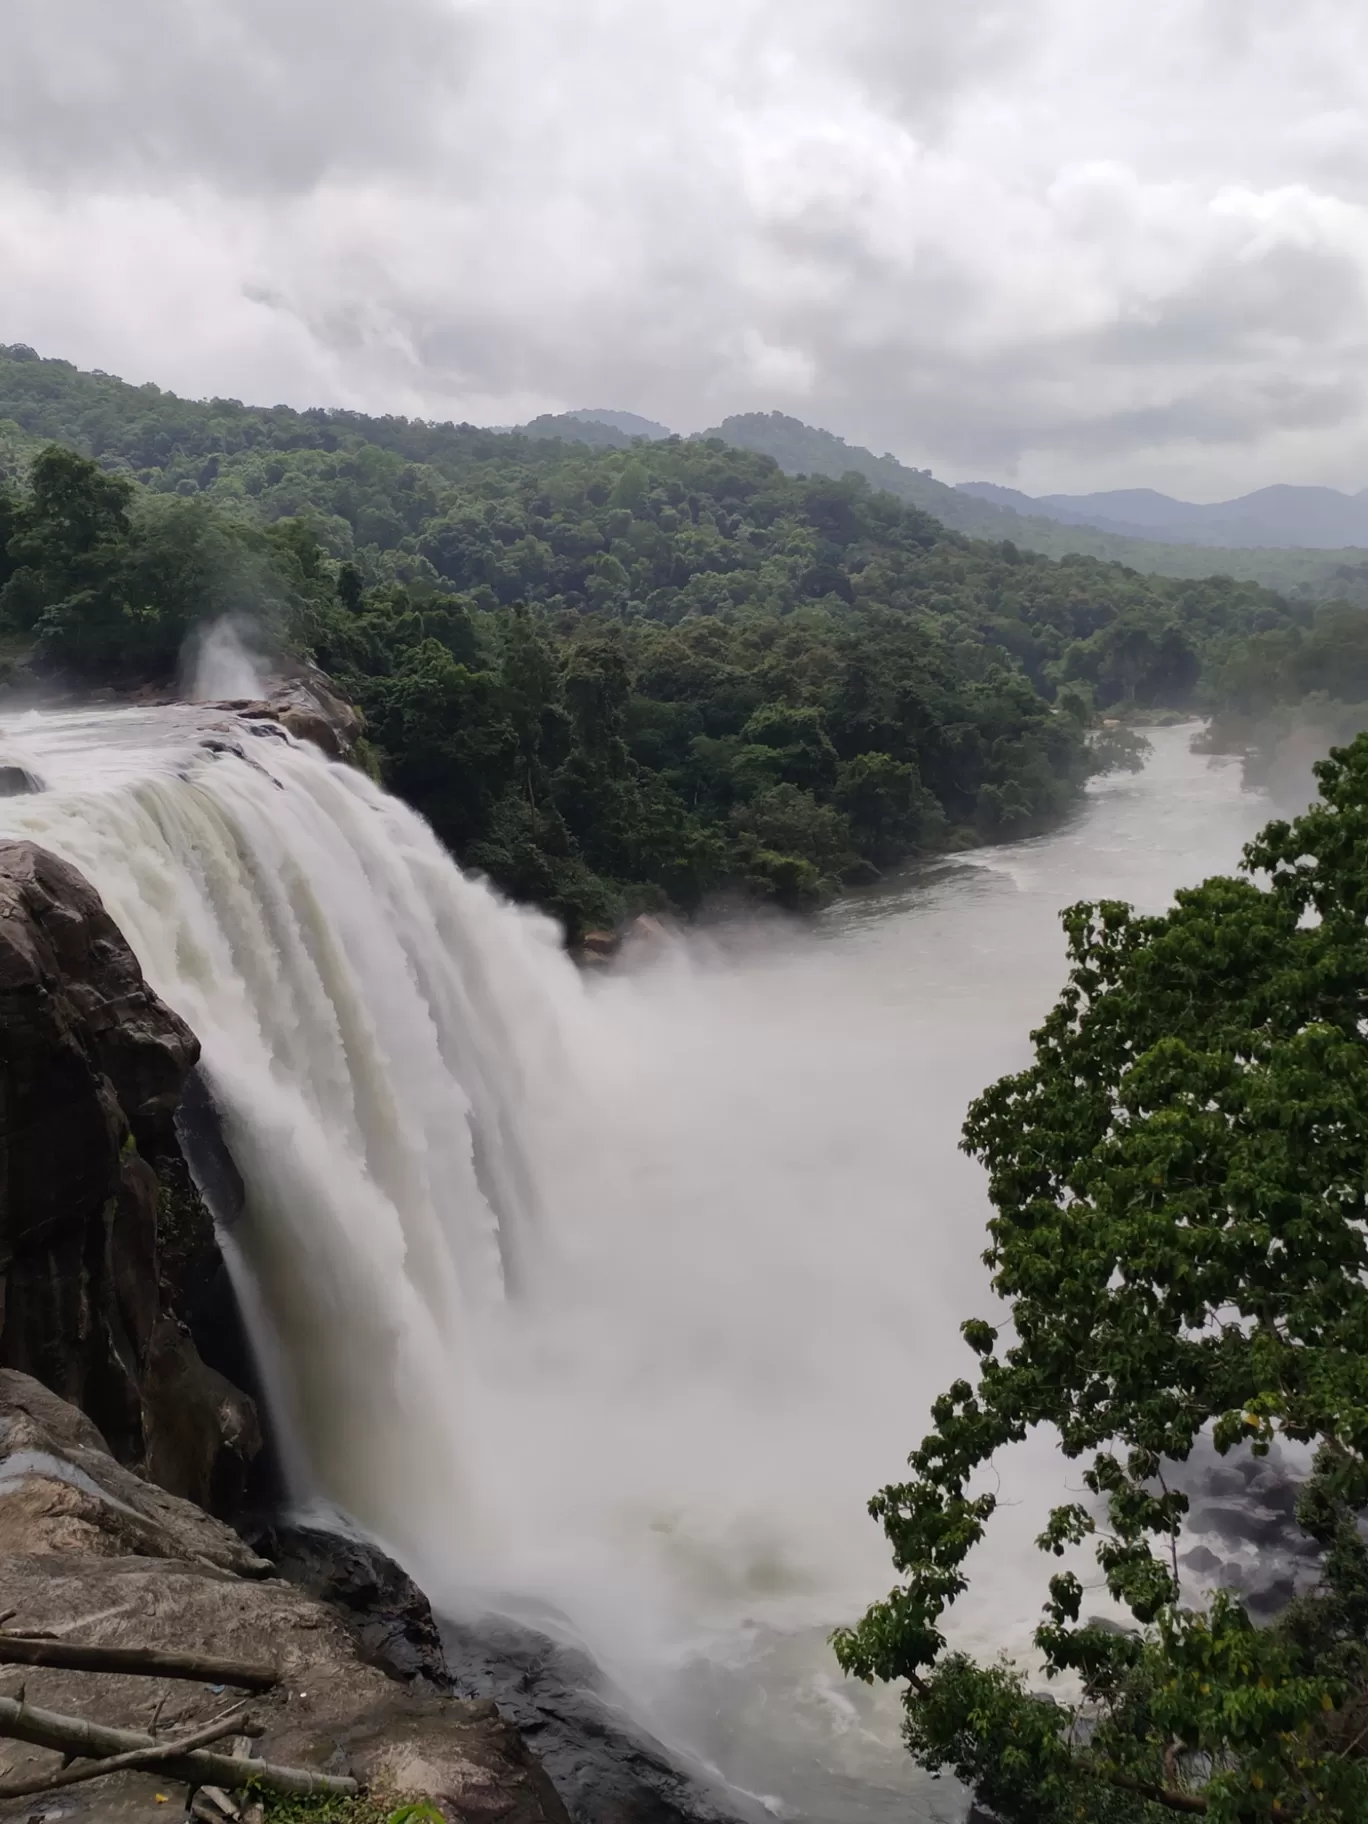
left=259, top=1523, right=450, bottom=1689
left=234, top=668, right=364, bottom=762
left=577, top=929, right=618, bottom=961
left=0, top=763, right=41, bottom=796
left=441, top=1611, right=766, bottom=1824
left=1169, top=1438, right=1322, bottom=1619
left=0, top=1377, right=571, bottom=1824
left=576, top=918, right=674, bottom=968
left=0, top=840, right=261, bottom=1512
left=275, top=702, right=347, bottom=756
left=0, top=1368, right=266, bottom=1574
left=140, top=1318, right=263, bottom=1521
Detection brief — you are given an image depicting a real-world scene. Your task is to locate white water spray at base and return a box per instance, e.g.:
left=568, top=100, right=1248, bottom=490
left=0, top=713, right=1272, bottom=1822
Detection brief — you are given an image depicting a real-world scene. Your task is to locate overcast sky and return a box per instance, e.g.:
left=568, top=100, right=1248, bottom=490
left=4, top=0, right=1368, bottom=497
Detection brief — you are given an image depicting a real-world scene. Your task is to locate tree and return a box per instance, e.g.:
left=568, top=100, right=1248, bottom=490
left=0, top=446, right=133, bottom=641
left=834, top=736, right=1368, bottom=1822
left=834, top=751, right=945, bottom=862
left=0, top=481, right=20, bottom=597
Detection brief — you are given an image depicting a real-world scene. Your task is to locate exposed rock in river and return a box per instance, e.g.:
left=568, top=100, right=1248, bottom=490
left=441, top=1611, right=769, bottom=1824
left=0, top=839, right=260, bottom=1515
left=258, top=1522, right=453, bottom=1691
left=0, top=1369, right=571, bottom=1823
left=229, top=666, right=366, bottom=761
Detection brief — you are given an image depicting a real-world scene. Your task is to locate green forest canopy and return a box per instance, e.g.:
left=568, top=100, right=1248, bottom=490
left=2, top=342, right=1366, bottom=934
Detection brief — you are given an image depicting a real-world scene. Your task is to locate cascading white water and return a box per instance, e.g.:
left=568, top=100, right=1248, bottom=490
left=0, top=709, right=1276, bottom=1822
left=0, top=705, right=582, bottom=1557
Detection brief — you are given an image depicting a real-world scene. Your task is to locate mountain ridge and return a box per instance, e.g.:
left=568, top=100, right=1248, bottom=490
left=959, top=478, right=1368, bottom=550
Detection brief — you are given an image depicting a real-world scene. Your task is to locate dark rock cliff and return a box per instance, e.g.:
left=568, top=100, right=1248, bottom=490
left=0, top=838, right=260, bottom=1515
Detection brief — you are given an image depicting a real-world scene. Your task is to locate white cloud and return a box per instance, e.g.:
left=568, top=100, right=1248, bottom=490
left=4, top=0, right=1368, bottom=495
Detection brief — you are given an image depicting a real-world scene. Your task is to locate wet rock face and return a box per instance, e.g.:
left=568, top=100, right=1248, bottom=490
left=441, top=1612, right=767, bottom=1824
left=230, top=667, right=365, bottom=762
left=258, top=1524, right=763, bottom=1824
left=259, top=1524, right=452, bottom=1689
left=1173, top=1440, right=1324, bottom=1619
left=0, top=840, right=260, bottom=1512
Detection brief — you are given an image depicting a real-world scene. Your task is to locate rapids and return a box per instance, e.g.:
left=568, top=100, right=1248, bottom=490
left=0, top=710, right=1276, bottom=1821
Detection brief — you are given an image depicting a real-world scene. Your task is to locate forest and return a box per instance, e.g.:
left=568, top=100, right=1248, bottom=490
left=0, top=341, right=1361, bottom=936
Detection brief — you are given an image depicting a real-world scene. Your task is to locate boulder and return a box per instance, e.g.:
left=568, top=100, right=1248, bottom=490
left=0, top=1369, right=265, bottom=1574
left=0, top=1372, right=571, bottom=1824
left=233, top=667, right=365, bottom=762
left=0, top=840, right=260, bottom=1512
left=258, top=1523, right=451, bottom=1689
left=441, top=1613, right=766, bottom=1824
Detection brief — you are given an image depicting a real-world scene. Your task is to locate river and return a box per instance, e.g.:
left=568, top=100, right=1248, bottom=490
left=0, top=712, right=1278, bottom=1822
left=444, top=722, right=1278, bottom=1820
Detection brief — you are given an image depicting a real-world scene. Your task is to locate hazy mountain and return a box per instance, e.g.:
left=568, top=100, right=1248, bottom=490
left=515, top=412, right=635, bottom=448
left=512, top=408, right=673, bottom=447
left=569, top=409, right=672, bottom=439
left=959, top=479, right=1368, bottom=549
left=698, top=411, right=1368, bottom=602
left=701, top=412, right=1028, bottom=540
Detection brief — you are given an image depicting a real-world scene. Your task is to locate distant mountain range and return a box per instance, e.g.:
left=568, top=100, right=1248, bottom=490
left=958, top=481, right=1368, bottom=550
left=506, top=406, right=1368, bottom=604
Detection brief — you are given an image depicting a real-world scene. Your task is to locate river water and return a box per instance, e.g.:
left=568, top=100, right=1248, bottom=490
left=494, top=722, right=1274, bottom=1820
left=0, top=712, right=1278, bottom=1822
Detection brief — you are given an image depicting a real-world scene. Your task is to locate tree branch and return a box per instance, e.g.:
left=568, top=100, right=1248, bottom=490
left=0, top=1706, right=253, bottom=1800
left=0, top=1636, right=278, bottom=1691
left=1107, top=1771, right=1291, bottom=1821
left=0, top=1694, right=357, bottom=1798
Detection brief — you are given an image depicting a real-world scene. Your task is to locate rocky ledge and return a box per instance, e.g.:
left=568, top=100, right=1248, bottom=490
left=220, top=666, right=366, bottom=762
left=0, top=840, right=260, bottom=1515
left=0, top=1369, right=571, bottom=1823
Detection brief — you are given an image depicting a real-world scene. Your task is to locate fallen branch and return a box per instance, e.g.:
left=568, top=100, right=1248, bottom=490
left=1107, top=1771, right=1291, bottom=1821
left=0, top=1706, right=251, bottom=1800
left=0, top=1637, right=278, bottom=1691
left=0, top=1693, right=356, bottom=1798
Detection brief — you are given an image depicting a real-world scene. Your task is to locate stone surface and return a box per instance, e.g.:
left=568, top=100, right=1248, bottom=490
left=0, top=1369, right=266, bottom=1573
left=441, top=1613, right=765, bottom=1824
left=0, top=1374, right=572, bottom=1824
left=232, top=666, right=365, bottom=761
left=0, top=840, right=260, bottom=1511
left=260, top=1524, right=451, bottom=1689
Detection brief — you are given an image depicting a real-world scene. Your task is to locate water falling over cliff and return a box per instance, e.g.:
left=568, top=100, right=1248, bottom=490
left=0, top=708, right=1272, bottom=1821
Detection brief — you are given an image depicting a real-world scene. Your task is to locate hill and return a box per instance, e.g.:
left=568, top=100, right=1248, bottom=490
left=961, top=478, right=1368, bottom=549
left=568, top=409, right=671, bottom=440
left=704, top=412, right=1368, bottom=603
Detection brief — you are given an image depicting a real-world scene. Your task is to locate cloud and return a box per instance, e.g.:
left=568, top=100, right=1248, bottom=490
left=3, top=0, right=1368, bottom=494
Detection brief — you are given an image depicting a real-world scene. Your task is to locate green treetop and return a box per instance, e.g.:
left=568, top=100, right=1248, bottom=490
left=835, top=736, right=1368, bottom=1821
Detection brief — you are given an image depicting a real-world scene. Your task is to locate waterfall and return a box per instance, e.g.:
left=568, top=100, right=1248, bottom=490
left=0, top=706, right=582, bottom=1569
left=0, top=709, right=1260, bottom=1819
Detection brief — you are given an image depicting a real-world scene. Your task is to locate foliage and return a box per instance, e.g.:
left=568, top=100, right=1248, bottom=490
left=0, top=446, right=301, bottom=679
left=249, top=1792, right=383, bottom=1823
left=247, top=1792, right=446, bottom=1824
left=834, top=737, right=1368, bottom=1820
left=0, top=341, right=1345, bottom=937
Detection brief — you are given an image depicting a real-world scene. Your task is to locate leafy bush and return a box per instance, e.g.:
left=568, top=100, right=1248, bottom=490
left=835, top=737, right=1368, bottom=1820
